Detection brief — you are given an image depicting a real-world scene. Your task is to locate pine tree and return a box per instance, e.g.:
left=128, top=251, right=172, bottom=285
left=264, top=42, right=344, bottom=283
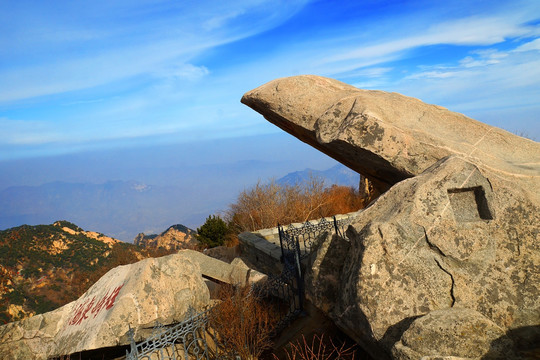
left=196, top=215, right=229, bottom=248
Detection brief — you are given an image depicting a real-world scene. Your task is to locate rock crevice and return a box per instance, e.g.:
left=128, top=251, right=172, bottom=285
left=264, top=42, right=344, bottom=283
left=433, top=258, right=456, bottom=308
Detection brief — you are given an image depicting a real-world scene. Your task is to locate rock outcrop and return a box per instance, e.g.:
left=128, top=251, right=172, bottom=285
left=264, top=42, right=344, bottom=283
left=135, top=224, right=198, bottom=251
left=0, top=251, right=211, bottom=359
left=242, top=75, right=540, bottom=359
left=241, top=75, right=539, bottom=197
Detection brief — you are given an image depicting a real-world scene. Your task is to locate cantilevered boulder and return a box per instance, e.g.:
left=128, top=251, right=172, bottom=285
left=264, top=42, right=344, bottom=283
left=242, top=76, right=540, bottom=359
left=241, top=75, right=540, bottom=196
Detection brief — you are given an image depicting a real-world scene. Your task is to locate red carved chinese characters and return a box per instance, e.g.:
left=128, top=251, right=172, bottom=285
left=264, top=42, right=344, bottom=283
left=104, top=284, right=123, bottom=310
left=67, top=283, right=124, bottom=326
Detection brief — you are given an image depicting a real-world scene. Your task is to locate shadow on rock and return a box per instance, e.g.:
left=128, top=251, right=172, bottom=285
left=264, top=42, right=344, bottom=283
left=483, top=325, right=540, bottom=360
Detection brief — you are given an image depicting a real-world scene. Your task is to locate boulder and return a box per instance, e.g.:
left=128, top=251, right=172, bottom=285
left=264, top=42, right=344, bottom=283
left=392, top=308, right=515, bottom=360
left=241, top=75, right=540, bottom=196
left=204, top=244, right=241, bottom=263
left=310, top=156, right=539, bottom=359
left=242, top=76, right=540, bottom=359
left=181, top=249, right=268, bottom=286
left=0, top=251, right=211, bottom=359
left=0, top=306, right=65, bottom=360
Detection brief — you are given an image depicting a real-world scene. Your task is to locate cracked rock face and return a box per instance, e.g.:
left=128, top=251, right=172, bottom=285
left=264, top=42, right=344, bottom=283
left=327, top=156, right=539, bottom=359
left=243, top=76, right=540, bottom=359
left=0, top=252, right=210, bottom=360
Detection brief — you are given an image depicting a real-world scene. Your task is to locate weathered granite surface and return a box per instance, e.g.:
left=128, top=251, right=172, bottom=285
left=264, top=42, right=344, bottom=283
left=241, top=75, right=540, bottom=197
left=392, top=308, right=515, bottom=360
left=242, top=75, right=540, bottom=359
left=322, top=155, right=539, bottom=359
left=0, top=251, right=211, bottom=359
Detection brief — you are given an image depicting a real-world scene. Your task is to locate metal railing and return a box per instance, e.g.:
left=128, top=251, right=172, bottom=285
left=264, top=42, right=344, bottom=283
left=279, top=216, right=354, bottom=260
left=126, top=307, right=223, bottom=360
left=273, top=215, right=354, bottom=329
left=126, top=215, right=355, bottom=360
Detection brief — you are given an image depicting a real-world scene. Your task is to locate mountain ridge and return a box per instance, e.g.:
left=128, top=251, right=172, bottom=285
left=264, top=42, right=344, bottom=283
left=277, top=164, right=359, bottom=188
left=134, top=224, right=198, bottom=251
left=0, top=221, right=151, bottom=324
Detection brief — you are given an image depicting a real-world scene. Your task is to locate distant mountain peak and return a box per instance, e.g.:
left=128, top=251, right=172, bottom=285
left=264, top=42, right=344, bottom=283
left=52, top=220, right=120, bottom=248
left=277, top=163, right=359, bottom=188
left=134, top=224, right=197, bottom=251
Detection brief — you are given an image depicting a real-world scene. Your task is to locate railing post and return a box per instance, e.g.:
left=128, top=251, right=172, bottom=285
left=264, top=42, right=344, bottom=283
left=127, top=324, right=137, bottom=360
left=278, top=224, right=285, bottom=263
left=294, top=236, right=304, bottom=312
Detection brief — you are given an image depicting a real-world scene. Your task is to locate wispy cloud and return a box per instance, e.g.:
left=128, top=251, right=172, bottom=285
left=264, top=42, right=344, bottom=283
left=0, top=0, right=308, bottom=103
left=317, top=14, right=538, bottom=73
left=1, top=0, right=539, bottom=159
left=391, top=38, right=540, bottom=127
left=514, top=37, right=540, bottom=51
left=0, top=117, right=63, bottom=145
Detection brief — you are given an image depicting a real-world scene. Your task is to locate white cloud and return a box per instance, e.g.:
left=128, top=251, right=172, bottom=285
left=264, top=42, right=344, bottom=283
left=309, top=3, right=540, bottom=82
left=394, top=44, right=540, bottom=113
left=403, top=39, right=539, bottom=85
left=0, top=0, right=309, bottom=103
left=406, top=70, right=464, bottom=80
left=514, top=37, right=540, bottom=52
left=0, top=118, right=63, bottom=145
left=203, top=9, right=247, bottom=31
left=459, top=49, right=509, bottom=68
left=168, top=64, right=210, bottom=81
left=321, top=15, right=535, bottom=66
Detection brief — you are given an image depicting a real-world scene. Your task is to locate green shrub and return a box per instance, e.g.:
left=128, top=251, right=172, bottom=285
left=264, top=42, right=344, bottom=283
left=196, top=215, right=229, bottom=248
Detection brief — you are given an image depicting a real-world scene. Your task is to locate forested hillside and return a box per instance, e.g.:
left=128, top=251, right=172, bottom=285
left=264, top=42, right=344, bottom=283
left=0, top=221, right=162, bottom=324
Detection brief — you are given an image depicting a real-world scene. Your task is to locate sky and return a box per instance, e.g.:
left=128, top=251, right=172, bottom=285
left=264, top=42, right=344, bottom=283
left=1, top=0, right=539, bottom=162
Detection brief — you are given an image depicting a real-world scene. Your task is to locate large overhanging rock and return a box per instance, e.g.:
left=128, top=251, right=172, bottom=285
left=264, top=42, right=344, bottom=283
left=241, top=75, right=540, bottom=195
left=242, top=76, right=540, bottom=359
left=0, top=251, right=211, bottom=359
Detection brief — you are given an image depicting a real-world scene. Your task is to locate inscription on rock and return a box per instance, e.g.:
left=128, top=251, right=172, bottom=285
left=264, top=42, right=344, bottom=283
left=67, top=284, right=124, bottom=326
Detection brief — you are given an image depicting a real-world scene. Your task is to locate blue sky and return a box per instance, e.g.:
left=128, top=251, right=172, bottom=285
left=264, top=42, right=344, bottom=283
left=1, top=0, right=539, bottom=161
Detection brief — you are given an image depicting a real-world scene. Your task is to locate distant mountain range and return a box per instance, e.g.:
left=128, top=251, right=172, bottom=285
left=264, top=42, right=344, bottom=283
left=277, top=164, right=359, bottom=188
left=0, top=163, right=357, bottom=241
left=0, top=181, right=185, bottom=242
